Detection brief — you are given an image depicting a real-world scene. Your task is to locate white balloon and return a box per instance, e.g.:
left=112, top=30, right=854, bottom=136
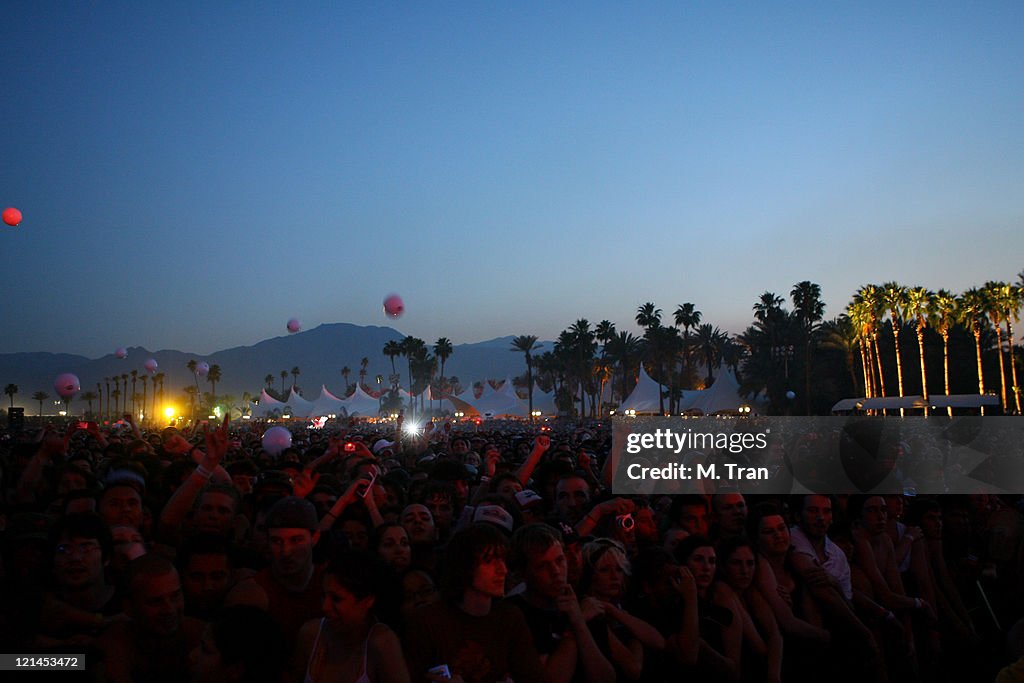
left=196, top=361, right=210, bottom=376
left=54, top=373, right=81, bottom=400
left=262, top=426, right=292, bottom=456
left=785, top=390, right=796, bottom=400
left=287, top=318, right=301, bottom=333
left=144, top=358, right=158, bottom=374
left=115, top=347, right=127, bottom=359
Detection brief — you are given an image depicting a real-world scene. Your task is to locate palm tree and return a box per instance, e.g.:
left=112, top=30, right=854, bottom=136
left=906, top=286, right=934, bottom=412
left=104, top=377, right=112, bottom=418
left=264, top=374, right=275, bottom=391
left=929, top=289, right=959, bottom=416
left=635, top=302, right=662, bottom=330
left=434, top=338, right=454, bottom=398
left=360, top=357, right=370, bottom=388
left=130, top=370, right=138, bottom=415
left=846, top=301, right=874, bottom=397
left=984, top=281, right=1009, bottom=412
left=854, top=285, right=887, bottom=398
left=280, top=370, right=288, bottom=394
left=4, top=384, right=16, bottom=409
left=604, top=331, right=643, bottom=404
left=1007, top=275, right=1024, bottom=413
left=820, top=315, right=861, bottom=394
left=208, top=365, right=222, bottom=403
left=674, top=303, right=702, bottom=389
left=383, top=341, right=402, bottom=380
left=881, top=282, right=909, bottom=407
left=153, top=372, right=166, bottom=414
left=696, top=324, right=727, bottom=385
left=959, top=288, right=989, bottom=412
left=289, top=366, right=300, bottom=392
left=81, top=390, right=98, bottom=417
left=511, top=335, right=540, bottom=418
left=32, top=391, right=49, bottom=418
left=341, top=366, right=351, bottom=393
left=140, top=375, right=148, bottom=420
left=791, top=281, right=825, bottom=414
left=753, top=292, right=784, bottom=325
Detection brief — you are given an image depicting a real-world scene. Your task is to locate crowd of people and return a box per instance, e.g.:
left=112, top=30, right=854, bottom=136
left=1, top=413, right=1024, bottom=682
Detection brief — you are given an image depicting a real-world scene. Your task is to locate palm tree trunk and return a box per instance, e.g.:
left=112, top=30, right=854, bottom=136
left=994, top=326, right=1007, bottom=411
left=917, top=325, right=929, bottom=416
left=859, top=342, right=871, bottom=397
left=873, top=334, right=887, bottom=397
left=943, top=332, right=952, bottom=417
left=1007, top=320, right=1021, bottom=414
left=974, top=331, right=986, bottom=416
left=892, top=328, right=905, bottom=398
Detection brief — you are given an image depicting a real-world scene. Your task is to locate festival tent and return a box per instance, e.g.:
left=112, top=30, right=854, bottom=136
left=927, top=394, right=1000, bottom=409
left=618, top=365, right=664, bottom=414
left=249, top=389, right=286, bottom=418
left=530, top=383, right=558, bottom=415
left=309, top=386, right=347, bottom=417
left=832, top=394, right=998, bottom=412
left=283, top=388, right=315, bottom=418
left=447, top=378, right=529, bottom=418
left=684, top=368, right=752, bottom=415
left=341, top=384, right=383, bottom=417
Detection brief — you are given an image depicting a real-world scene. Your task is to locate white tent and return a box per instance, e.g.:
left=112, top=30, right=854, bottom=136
left=250, top=389, right=286, bottom=418
left=283, top=388, right=315, bottom=418
left=685, top=368, right=753, bottom=415
left=529, top=383, right=558, bottom=416
left=342, top=384, right=383, bottom=417
left=309, top=385, right=346, bottom=417
left=447, top=377, right=529, bottom=418
left=619, top=365, right=664, bottom=414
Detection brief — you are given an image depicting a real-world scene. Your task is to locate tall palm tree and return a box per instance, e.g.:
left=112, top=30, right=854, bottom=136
left=32, top=391, right=49, bottom=418
left=635, top=302, right=662, bottom=330
left=791, top=281, right=825, bottom=414
left=383, top=341, right=402, bottom=381
left=130, top=370, right=138, bottom=415
left=568, top=320, right=597, bottom=418
left=511, top=335, right=540, bottom=418
left=984, top=281, right=1009, bottom=411
left=4, top=384, right=16, bottom=409
left=153, top=372, right=166, bottom=413
left=290, top=366, right=300, bottom=392
left=695, top=324, right=727, bottom=385
left=753, top=292, right=784, bottom=325
left=674, top=303, right=702, bottom=389
left=854, top=285, right=887, bottom=398
left=605, top=331, right=643, bottom=404
left=846, top=301, right=874, bottom=397
left=208, top=365, right=222, bottom=403
left=929, top=290, right=959, bottom=416
left=959, top=288, right=989, bottom=413
left=906, top=286, right=934, bottom=412
left=140, top=375, right=148, bottom=421
left=280, top=370, right=288, bottom=394
left=1007, top=275, right=1024, bottom=413
left=104, top=377, right=112, bottom=418
left=434, top=338, right=454, bottom=398
left=820, top=316, right=861, bottom=394
left=595, top=320, right=616, bottom=348
left=359, top=358, right=369, bottom=391
left=264, top=374, right=275, bottom=390
left=81, top=391, right=98, bottom=417
left=881, top=282, right=909, bottom=406
left=341, top=366, right=351, bottom=393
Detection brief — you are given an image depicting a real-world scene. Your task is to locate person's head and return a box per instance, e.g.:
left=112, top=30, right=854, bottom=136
left=420, top=483, right=457, bottom=536
left=490, top=472, right=524, bottom=502
left=125, top=554, right=185, bottom=637
left=718, top=537, right=757, bottom=593
left=795, top=494, right=835, bottom=542
left=663, top=528, right=689, bottom=556
left=400, top=504, right=437, bottom=546
left=509, top=524, right=567, bottom=601
left=554, top=475, right=590, bottom=523
left=581, top=538, right=630, bottom=601
left=371, top=523, right=412, bottom=572
left=98, top=482, right=144, bottom=530
left=178, top=534, right=234, bottom=618
left=906, top=498, right=943, bottom=540
left=264, top=497, right=320, bottom=581
left=675, top=535, right=716, bottom=592
left=110, top=524, right=147, bottom=574
left=338, top=512, right=370, bottom=552
left=749, top=502, right=790, bottom=558
left=441, top=523, right=509, bottom=604
left=193, top=484, right=241, bottom=537
left=322, top=551, right=383, bottom=625
left=50, top=512, right=112, bottom=592
left=671, top=495, right=710, bottom=537
left=189, top=606, right=284, bottom=683
left=711, top=491, right=748, bottom=538
left=400, top=569, right=439, bottom=619
left=849, top=495, right=888, bottom=536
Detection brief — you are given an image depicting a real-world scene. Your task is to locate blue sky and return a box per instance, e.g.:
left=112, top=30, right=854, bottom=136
left=2, top=2, right=1022, bottom=358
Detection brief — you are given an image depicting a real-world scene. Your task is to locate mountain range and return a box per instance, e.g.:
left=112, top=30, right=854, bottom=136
left=0, top=323, right=552, bottom=413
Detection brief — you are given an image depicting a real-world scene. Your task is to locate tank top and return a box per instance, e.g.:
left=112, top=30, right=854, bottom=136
left=305, top=618, right=382, bottom=683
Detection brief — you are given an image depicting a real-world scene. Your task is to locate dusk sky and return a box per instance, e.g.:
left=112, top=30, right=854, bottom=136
left=3, top=2, right=1022, bottom=359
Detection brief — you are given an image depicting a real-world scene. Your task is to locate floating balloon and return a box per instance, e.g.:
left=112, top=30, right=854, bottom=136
left=2, top=207, right=22, bottom=227
left=383, top=294, right=404, bottom=318
left=54, top=373, right=81, bottom=400
left=195, top=361, right=210, bottom=376
left=785, top=391, right=796, bottom=400
left=287, top=318, right=301, bottom=333
left=144, top=358, right=158, bottom=374
left=261, top=426, right=292, bottom=456
left=115, top=347, right=127, bottom=359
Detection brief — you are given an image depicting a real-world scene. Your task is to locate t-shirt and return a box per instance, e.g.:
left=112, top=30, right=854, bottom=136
left=405, top=600, right=544, bottom=683
left=789, top=525, right=853, bottom=600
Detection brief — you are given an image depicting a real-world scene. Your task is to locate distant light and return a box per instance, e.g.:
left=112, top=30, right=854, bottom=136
left=165, top=407, right=175, bottom=418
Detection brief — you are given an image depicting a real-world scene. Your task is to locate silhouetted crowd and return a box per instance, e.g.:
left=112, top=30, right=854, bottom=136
left=2, top=415, right=1024, bottom=682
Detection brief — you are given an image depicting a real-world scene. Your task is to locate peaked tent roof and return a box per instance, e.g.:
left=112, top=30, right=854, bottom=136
left=619, top=365, right=663, bottom=414
left=685, top=368, right=752, bottom=415
left=530, top=383, right=558, bottom=415
left=341, top=384, right=383, bottom=417
left=447, top=378, right=529, bottom=418
left=250, top=389, right=286, bottom=418
left=283, top=388, right=315, bottom=418
left=309, top=385, right=347, bottom=417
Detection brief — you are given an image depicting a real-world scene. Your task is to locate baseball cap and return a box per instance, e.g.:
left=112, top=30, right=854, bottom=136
left=265, top=496, right=318, bottom=532
left=472, top=505, right=514, bottom=533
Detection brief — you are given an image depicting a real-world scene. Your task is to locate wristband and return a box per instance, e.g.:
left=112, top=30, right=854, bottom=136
left=195, top=465, right=213, bottom=479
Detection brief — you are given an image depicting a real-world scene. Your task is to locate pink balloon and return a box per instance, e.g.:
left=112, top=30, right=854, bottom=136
left=383, top=294, right=404, bottom=318
left=144, top=358, right=158, bottom=374
left=115, top=347, right=127, bottom=359
left=261, top=426, right=292, bottom=456
left=2, top=207, right=22, bottom=227
left=54, top=373, right=80, bottom=400
left=195, top=361, right=210, bottom=376
left=287, top=318, right=301, bottom=333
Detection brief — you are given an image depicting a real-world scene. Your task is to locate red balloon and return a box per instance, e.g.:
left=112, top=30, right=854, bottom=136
left=2, top=207, right=22, bottom=227
left=383, top=294, right=405, bottom=318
